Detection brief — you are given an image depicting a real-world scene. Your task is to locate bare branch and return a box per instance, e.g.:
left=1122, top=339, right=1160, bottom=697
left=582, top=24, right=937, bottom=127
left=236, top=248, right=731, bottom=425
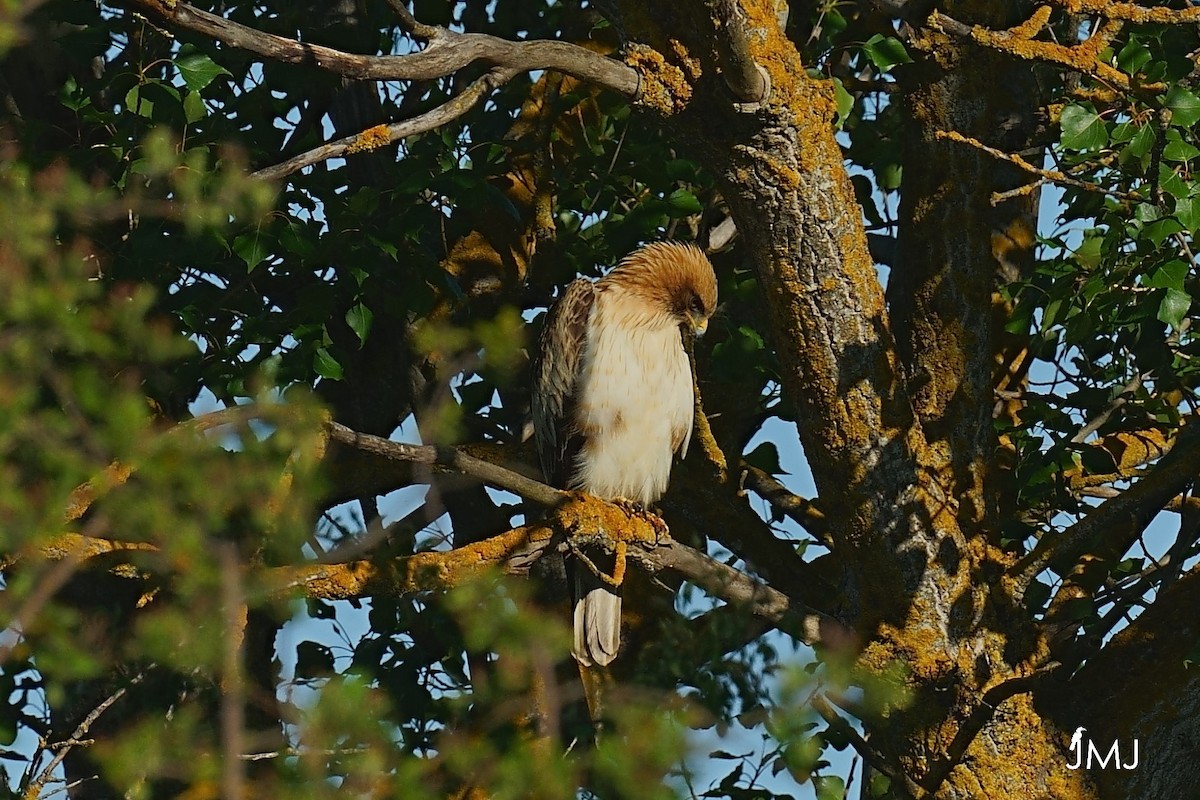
left=124, top=0, right=639, bottom=96
left=22, top=672, right=147, bottom=800
left=251, top=68, right=519, bottom=182
left=382, top=0, right=438, bottom=40
left=324, top=421, right=565, bottom=507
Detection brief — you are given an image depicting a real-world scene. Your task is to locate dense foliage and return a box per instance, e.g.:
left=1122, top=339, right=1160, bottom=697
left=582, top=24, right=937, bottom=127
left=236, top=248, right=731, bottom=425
left=2, top=1, right=1199, bottom=798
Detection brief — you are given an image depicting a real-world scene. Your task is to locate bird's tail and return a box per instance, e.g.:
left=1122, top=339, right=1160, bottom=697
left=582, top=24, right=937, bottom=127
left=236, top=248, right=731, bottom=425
left=571, top=565, right=622, bottom=667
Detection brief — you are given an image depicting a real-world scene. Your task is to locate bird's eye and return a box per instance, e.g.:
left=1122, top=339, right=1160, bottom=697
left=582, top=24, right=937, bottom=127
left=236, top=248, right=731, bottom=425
left=689, top=294, right=704, bottom=315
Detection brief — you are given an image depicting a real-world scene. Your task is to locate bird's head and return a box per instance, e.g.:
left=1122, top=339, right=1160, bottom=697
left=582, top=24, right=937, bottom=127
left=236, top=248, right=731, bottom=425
left=611, top=241, right=718, bottom=335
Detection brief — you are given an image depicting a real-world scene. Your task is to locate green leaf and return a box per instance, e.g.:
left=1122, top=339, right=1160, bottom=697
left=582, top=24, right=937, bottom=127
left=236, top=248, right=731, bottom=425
left=176, top=47, right=231, bottom=93
left=1117, top=39, right=1152, bottom=75
left=232, top=231, right=269, bottom=271
left=1158, top=287, right=1191, bottom=328
left=665, top=188, right=703, bottom=216
left=1142, top=216, right=1185, bottom=245
left=815, top=775, right=847, bottom=800
left=183, top=90, right=205, bottom=123
left=1060, top=105, right=1107, bottom=151
left=1175, top=197, right=1200, bottom=232
left=1162, top=130, right=1200, bottom=162
left=833, top=77, right=854, bottom=128
left=345, top=303, right=374, bottom=346
left=863, top=34, right=913, bottom=71
left=313, top=347, right=344, bottom=380
left=1147, top=259, right=1189, bottom=291
left=124, top=81, right=181, bottom=121
left=1159, top=163, right=1189, bottom=199
left=1127, top=123, right=1156, bottom=159
left=1165, top=85, right=1200, bottom=127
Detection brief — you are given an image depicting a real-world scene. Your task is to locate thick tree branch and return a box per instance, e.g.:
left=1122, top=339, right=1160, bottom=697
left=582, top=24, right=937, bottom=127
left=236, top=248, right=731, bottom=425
left=966, top=12, right=1128, bottom=89
left=1052, top=0, right=1200, bottom=25
left=275, top=494, right=842, bottom=647
left=25, top=494, right=844, bottom=649
left=122, top=0, right=639, bottom=96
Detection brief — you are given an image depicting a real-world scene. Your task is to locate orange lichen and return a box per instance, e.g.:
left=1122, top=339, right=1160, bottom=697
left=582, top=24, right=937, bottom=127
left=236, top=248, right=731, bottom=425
left=970, top=15, right=1129, bottom=89
left=666, top=38, right=702, bottom=83
left=345, top=124, right=392, bottom=155
left=625, top=43, right=693, bottom=115
left=65, top=460, right=134, bottom=521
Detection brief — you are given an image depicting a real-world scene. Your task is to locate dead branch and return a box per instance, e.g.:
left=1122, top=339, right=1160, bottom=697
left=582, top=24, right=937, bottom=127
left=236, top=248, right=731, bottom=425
left=124, top=0, right=639, bottom=96
left=22, top=672, right=147, bottom=800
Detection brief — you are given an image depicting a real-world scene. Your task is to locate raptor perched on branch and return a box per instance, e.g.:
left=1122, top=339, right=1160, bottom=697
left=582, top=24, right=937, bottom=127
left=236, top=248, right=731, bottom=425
left=531, top=241, right=718, bottom=667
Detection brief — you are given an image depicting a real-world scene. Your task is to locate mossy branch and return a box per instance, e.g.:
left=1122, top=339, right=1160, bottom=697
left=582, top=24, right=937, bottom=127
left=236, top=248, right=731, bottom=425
left=22, top=492, right=843, bottom=648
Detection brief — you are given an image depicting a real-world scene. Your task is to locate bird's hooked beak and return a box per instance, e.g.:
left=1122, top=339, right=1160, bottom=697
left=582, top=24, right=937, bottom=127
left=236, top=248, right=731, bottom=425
left=689, top=313, right=709, bottom=337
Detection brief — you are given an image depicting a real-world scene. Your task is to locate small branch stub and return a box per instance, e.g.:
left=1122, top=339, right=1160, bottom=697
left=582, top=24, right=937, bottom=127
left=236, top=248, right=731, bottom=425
left=713, top=0, right=771, bottom=106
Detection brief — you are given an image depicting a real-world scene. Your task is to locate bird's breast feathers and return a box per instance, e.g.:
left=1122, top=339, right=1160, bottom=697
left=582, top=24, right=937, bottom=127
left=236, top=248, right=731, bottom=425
left=570, top=287, right=694, bottom=505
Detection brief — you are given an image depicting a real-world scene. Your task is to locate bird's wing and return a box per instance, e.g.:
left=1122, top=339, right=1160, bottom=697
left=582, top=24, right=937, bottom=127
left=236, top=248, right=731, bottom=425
left=531, top=278, right=596, bottom=486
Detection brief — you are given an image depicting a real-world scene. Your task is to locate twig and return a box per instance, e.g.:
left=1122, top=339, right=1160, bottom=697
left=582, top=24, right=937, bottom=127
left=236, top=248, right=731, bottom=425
left=22, top=672, right=147, bottom=800
left=126, top=0, right=639, bottom=96
left=936, top=130, right=1141, bottom=204
left=382, top=0, right=438, bottom=39
left=810, top=694, right=923, bottom=799
left=239, top=746, right=369, bottom=762
left=1070, top=372, right=1144, bottom=444
left=252, top=67, right=519, bottom=182
left=218, top=543, right=246, bottom=800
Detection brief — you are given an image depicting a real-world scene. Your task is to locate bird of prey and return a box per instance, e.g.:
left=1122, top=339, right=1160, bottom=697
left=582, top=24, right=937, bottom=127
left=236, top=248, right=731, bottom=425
left=531, top=241, right=718, bottom=667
